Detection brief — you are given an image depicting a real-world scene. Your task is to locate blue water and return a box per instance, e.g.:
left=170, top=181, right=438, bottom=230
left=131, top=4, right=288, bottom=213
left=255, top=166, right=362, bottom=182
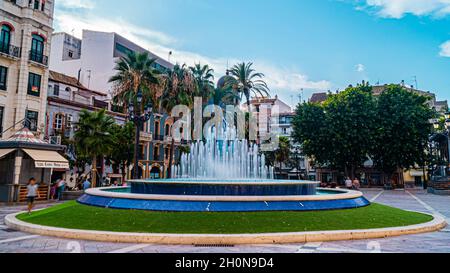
left=103, top=187, right=339, bottom=196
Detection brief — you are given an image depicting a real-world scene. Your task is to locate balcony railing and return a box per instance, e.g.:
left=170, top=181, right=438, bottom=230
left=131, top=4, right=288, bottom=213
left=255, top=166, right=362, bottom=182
left=29, top=51, right=48, bottom=66
left=0, top=43, right=21, bottom=58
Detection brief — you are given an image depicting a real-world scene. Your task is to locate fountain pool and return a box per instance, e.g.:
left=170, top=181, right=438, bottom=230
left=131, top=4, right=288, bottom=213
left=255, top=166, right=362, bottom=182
left=78, top=179, right=370, bottom=212
left=78, top=126, right=370, bottom=212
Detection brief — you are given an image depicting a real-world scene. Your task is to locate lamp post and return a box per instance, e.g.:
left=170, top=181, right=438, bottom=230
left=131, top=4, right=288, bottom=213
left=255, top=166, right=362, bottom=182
left=128, top=90, right=153, bottom=179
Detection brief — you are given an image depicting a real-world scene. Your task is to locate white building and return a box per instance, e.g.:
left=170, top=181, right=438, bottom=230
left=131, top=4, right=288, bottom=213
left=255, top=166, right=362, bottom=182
left=49, top=30, right=173, bottom=96
left=50, top=30, right=177, bottom=179
left=0, top=0, right=54, bottom=139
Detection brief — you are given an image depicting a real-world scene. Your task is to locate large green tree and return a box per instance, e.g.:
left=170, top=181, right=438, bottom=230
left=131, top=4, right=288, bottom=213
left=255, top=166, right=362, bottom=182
left=371, top=85, right=435, bottom=184
left=108, top=122, right=135, bottom=182
left=324, top=84, right=376, bottom=178
left=293, top=84, right=376, bottom=179
left=74, top=109, right=115, bottom=187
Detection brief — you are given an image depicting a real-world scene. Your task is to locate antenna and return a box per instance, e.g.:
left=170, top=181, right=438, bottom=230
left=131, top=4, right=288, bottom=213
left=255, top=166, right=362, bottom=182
left=86, top=70, right=92, bottom=89
left=168, top=51, right=173, bottom=63
left=413, top=76, right=418, bottom=89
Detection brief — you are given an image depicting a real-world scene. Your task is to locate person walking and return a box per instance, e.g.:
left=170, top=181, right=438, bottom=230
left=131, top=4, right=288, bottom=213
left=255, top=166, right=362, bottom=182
left=57, top=178, right=66, bottom=200
left=345, top=177, right=353, bottom=190
left=26, top=178, right=41, bottom=215
left=352, top=177, right=361, bottom=191
left=82, top=178, right=91, bottom=191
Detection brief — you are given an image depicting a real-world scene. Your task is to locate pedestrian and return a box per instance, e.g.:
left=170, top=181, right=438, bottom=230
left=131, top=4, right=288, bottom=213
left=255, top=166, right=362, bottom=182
left=352, top=177, right=361, bottom=191
left=82, top=178, right=91, bottom=191
left=57, top=178, right=66, bottom=200
left=345, top=177, right=353, bottom=189
left=50, top=182, right=57, bottom=200
left=26, top=178, right=41, bottom=214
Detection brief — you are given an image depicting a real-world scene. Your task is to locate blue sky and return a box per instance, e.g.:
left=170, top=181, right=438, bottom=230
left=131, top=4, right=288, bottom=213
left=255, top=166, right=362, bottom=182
left=54, top=0, right=450, bottom=107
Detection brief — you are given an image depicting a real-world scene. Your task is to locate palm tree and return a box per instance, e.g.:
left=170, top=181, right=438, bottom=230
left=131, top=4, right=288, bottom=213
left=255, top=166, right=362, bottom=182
left=109, top=51, right=164, bottom=179
left=225, top=62, right=270, bottom=110
left=189, top=63, right=215, bottom=104
left=213, top=87, right=240, bottom=107
left=74, top=109, right=115, bottom=188
left=109, top=51, right=163, bottom=111
left=160, top=64, right=195, bottom=178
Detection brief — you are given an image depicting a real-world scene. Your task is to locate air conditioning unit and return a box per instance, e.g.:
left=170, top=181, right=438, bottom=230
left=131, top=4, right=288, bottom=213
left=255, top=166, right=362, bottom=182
left=49, top=136, right=62, bottom=145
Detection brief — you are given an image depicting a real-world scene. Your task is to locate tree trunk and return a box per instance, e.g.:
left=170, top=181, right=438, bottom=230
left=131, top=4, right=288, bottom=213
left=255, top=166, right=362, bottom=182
left=246, top=99, right=251, bottom=142
left=133, top=123, right=141, bottom=179
left=167, top=137, right=175, bottom=178
left=91, top=156, right=97, bottom=188
left=121, top=163, right=126, bottom=184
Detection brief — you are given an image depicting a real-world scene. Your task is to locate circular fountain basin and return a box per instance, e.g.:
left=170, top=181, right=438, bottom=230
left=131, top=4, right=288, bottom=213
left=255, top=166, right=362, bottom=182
left=78, top=179, right=370, bottom=212
left=130, top=179, right=319, bottom=196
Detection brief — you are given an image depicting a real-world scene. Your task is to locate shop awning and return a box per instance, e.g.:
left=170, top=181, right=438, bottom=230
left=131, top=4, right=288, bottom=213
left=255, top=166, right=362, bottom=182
left=410, top=170, right=424, bottom=177
left=0, top=149, right=16, bottom=160
left=23, top=149, right=69, bottom=169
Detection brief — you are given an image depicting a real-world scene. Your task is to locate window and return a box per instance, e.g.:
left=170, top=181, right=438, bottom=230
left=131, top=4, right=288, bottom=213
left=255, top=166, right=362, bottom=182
left=0, top=25, right=11, bottom=53
left=25, top=110, right=38, bottom=132
left=153, top=146, right=159, bottom=160
left=53, top=84, right=59, bottom=96
left=0, top=66, right=7, bottom=91
left=66, top=114, right=73, bottom=129
left=68, top=50, right=73, bottom=58
left=115, top=43, right=134, bottom=56
left=30, top=34, right=44, bottom=62
left=54, top=113, right=63, bottom=130
left=27, top=73, right=41, bottom=96
left=0, top=106, right=4, bottom=138
left=165, top=124, right=170, bottom=136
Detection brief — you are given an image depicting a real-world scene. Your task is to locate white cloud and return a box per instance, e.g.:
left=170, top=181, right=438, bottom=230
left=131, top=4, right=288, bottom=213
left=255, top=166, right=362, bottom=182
left=57, top=0, right=96, bottom=10
left=439, top=41, right=450, bottom=57
left=355, top=64, right=365, bottom=72
left=363, top=0, right=450, bottom=18
left=53, top=9, right=331, bottom=107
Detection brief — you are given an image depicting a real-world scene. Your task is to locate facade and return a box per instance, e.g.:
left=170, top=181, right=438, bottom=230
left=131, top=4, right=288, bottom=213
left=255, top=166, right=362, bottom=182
left=0, top=0, right=54, bottom=139
left=246, top=95, right=292, bottom=144
left=49, top=30, right=173, bottom=96
left=0, top=127, right=69, bottom=203
left=246, top=96, right=312, bottom=180
left=49, top=30, right=177, bottom=179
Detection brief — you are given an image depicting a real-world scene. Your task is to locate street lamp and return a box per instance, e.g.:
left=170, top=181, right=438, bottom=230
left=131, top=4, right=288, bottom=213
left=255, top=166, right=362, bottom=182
left=128, top=89, right=153, bottom=179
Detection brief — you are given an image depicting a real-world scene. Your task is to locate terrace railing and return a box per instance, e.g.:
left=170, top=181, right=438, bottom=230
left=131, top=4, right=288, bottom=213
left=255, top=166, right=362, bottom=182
left=0, top=43, right=21, bottom=58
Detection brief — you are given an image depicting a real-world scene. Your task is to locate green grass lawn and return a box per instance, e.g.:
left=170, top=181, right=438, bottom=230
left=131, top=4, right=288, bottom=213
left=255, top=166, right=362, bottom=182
left=17, top=201, right=433, bottom=234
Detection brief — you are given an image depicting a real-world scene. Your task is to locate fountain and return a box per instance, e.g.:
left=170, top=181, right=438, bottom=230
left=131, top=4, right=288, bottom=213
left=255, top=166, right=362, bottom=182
left=78, top=123, right=370, bottom=212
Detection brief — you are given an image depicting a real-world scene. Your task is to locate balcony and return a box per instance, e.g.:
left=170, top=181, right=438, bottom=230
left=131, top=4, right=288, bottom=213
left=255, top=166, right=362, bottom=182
left=153, top=135, right=164, bottom=142
left=29, top=51, right=48, bottom=66
left=0, top=43, right=21, bottom=59
left=139, top=131, right=153, bottom=143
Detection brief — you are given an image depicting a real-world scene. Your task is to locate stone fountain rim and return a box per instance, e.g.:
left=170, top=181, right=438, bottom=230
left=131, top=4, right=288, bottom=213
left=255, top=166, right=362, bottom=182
left=84, top=187, right=363, bottom=202
left=127, top=179, right=321, bottom=186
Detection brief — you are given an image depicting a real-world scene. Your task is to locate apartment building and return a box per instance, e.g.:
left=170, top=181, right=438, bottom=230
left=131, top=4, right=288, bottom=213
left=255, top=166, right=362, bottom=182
left=0, top=0, right=54, bottom=139
left=49, top=30, right=177, bottom=179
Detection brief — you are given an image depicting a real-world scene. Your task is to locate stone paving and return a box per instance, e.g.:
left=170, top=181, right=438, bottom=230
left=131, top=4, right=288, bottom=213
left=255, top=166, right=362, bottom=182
left=0, top=189, right=449, bottom=253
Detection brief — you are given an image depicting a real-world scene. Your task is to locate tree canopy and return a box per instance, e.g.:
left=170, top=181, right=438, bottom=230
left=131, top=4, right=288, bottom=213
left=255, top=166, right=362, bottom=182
left=292, top=83, right=435, bottom=181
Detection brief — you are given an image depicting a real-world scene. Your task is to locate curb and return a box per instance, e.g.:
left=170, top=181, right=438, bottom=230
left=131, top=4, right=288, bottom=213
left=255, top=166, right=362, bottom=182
left=5, top=212, right=447, bottom=245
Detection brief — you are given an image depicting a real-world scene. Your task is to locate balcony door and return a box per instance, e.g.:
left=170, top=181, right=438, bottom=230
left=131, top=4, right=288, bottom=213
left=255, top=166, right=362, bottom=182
left=31, top=34, right=44, bottom=62
left=0, top=25, right=11, bottom=53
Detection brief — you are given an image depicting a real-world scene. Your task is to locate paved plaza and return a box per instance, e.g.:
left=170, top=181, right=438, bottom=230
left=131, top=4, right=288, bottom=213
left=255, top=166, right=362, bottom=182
left=0, top=189, right=449, bottom=253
